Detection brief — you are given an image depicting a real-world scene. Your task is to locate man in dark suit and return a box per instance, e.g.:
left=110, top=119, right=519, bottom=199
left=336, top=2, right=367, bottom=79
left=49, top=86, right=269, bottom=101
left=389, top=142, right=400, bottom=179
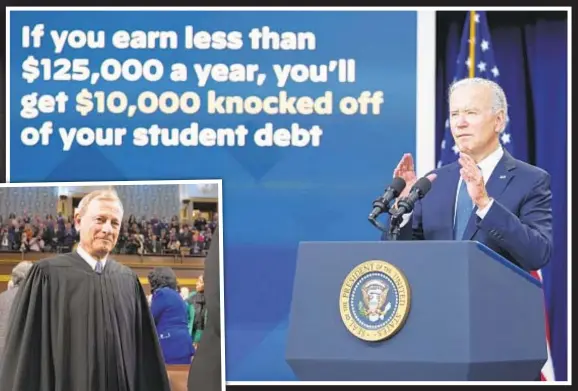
left=383, top=77, right=553, bottom=272
left=188, top=225, right=222, bottom=391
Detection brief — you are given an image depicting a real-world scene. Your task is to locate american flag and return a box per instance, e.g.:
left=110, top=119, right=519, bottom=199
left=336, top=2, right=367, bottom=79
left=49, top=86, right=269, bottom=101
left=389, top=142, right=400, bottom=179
left=438, top=11, right=555, bottom=381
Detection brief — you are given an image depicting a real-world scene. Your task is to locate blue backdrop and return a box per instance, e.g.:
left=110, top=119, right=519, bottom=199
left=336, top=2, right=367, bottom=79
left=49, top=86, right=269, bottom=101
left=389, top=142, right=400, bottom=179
left=435, top=11, right=568, bottom=381
left=8, top=10, right=419, bottom=381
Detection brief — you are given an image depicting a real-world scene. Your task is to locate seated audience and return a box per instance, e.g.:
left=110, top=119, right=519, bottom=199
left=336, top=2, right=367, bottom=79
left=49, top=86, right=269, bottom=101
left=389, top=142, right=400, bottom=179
left=0, top=212, right=215, bottom=256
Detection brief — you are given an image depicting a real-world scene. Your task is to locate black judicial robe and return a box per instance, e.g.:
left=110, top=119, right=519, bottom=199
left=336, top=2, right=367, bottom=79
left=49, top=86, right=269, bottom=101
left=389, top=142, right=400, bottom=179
left=188, top=226, right=222, bottom=391
left=0, top=252, right=171, bottom=391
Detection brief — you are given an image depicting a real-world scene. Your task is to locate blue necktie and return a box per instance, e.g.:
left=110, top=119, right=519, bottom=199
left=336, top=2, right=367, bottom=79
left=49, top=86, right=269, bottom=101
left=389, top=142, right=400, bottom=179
left=95, top=261, right=103, bottom=274
left=453, top=179, right=474, bottom=240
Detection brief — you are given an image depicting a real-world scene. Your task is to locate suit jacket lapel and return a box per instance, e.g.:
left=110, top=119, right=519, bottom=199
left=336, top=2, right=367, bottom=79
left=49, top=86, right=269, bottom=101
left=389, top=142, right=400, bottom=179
left=462, top=150, right=517, bottom=240
left=485, top=150, right=516, bottom=200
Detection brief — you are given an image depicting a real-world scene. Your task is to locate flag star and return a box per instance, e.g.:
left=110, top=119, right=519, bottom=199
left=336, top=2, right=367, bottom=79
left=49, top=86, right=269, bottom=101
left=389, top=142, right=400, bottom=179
left=441, top=140, right=446, bottom=149
left=452, top=144, right=460, bottom=154
left=474, top=13, right=480, bottom=23
left=480, top=40, right=490, bottom=51
left=477, top=62, right=487, bottom=72
left=491, top=66, right=500, bottom=77
left=437, top=161, right=443, bottom=168
left=445, top=119, right=450, bottom=128
left=501, top=132, right=511, bottom=144
left=465, top=57, right=472, bottom=69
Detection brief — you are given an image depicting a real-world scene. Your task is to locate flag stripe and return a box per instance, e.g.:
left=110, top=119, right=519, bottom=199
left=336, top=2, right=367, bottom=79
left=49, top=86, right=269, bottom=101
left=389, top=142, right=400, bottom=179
left=531, top=270, right=556, bottom=381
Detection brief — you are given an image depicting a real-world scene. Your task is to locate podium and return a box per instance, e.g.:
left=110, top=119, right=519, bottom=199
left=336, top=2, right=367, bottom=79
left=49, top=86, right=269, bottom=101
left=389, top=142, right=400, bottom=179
left=285, top=241, right=547, bottom=381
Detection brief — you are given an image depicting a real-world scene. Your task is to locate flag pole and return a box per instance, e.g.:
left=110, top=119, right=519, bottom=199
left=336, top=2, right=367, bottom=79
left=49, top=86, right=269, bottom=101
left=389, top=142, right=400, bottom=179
left=468, top=11, right=476, bottom=78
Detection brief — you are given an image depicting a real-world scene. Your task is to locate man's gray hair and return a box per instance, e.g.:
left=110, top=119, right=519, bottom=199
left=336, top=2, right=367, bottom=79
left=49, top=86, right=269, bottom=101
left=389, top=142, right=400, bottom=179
left=11, top=261, right=33, bottom=286
left=76, top=188, right=124, bottom=219
left=449, top=77, right=508, bottom=133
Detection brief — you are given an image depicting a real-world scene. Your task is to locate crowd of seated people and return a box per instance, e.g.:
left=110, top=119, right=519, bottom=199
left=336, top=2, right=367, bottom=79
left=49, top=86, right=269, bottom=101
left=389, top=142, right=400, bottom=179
left=0, top=211, right=216, bottom=256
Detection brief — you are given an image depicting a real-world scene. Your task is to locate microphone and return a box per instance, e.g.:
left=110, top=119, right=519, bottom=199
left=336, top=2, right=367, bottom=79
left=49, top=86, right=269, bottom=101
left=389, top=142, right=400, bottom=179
left=392, top=175, right=435, bottom=217
left=368, top=177, right=406, bottom=220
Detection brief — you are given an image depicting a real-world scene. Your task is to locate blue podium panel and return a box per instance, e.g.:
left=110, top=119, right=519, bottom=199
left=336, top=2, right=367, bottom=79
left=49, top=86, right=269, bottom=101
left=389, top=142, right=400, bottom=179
left=285, top=241, right=547, bottom=381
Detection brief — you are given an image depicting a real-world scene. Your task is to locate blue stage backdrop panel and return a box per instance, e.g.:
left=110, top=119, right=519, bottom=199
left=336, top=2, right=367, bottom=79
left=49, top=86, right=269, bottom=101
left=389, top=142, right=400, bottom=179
left=8, top=10, right=418, bottom=380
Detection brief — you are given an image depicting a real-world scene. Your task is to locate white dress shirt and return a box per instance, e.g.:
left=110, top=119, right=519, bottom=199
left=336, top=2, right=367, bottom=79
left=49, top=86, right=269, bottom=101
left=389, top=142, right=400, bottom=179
left=455, top=145, right=504, bottom=221
left=400, top=145, right=504, bottom=228
left=77, top=244, right=108, bottom=271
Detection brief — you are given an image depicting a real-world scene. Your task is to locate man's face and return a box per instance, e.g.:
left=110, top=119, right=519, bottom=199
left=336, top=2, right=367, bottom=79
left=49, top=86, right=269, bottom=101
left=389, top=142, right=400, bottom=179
left=449, top=84, right=504, bottom=156
left=76, top=197, right=122, bottom=259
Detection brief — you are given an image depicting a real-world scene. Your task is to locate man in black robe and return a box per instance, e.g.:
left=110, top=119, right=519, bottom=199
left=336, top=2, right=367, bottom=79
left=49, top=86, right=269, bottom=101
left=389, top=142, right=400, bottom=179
left=188, top=225, right=222, bottom=391
left=0, top=189, right=171, bottom=391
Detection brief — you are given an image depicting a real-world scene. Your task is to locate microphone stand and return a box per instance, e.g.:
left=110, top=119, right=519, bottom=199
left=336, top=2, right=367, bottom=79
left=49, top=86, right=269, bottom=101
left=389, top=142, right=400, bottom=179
left=368, top=196, right=391, bottom=234
left=368, top=202, right=404, bottom=240
left=368, top=214, right=389, bottom=234
left=387, top=207, right=405, bottom=241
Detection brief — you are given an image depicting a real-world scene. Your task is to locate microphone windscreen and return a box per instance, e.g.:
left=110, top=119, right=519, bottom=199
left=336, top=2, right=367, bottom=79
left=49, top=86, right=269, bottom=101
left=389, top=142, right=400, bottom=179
left=390, top=177, right=406, bottom=194
left=412, top=176, right=433, bottom=196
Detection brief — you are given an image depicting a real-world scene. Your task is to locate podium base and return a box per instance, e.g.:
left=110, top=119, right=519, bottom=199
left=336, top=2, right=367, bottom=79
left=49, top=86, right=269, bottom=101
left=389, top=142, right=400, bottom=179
left=287, top=358, right=545, bottom=381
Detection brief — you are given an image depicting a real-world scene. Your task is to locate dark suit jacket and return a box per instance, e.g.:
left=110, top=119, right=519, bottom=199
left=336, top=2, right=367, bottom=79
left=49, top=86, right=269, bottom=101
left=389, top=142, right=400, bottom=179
left=382, top=151, right=553, bottom=271
left=188, top=226, right=221, bottom=391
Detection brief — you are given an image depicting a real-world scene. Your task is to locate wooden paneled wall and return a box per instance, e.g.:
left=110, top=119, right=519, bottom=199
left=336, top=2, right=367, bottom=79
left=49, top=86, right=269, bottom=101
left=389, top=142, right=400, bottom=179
left=0, top=251, right=205, bottom=293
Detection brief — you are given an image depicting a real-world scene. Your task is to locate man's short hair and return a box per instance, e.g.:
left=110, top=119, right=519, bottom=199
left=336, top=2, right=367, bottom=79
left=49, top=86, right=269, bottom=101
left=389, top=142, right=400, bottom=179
left=448, top=77, right=509, bottom=133
left=76, top=189, right=124, bottom=219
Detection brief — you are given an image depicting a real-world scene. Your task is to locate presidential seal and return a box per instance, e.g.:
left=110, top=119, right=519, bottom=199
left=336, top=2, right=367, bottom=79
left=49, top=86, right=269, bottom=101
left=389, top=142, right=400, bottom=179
left=339, top=260, right=411, bottom=342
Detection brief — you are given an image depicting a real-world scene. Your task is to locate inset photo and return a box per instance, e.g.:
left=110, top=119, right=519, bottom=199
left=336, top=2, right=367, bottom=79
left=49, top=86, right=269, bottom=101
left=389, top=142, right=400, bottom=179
left=0, top=179, right=225, bottom=391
